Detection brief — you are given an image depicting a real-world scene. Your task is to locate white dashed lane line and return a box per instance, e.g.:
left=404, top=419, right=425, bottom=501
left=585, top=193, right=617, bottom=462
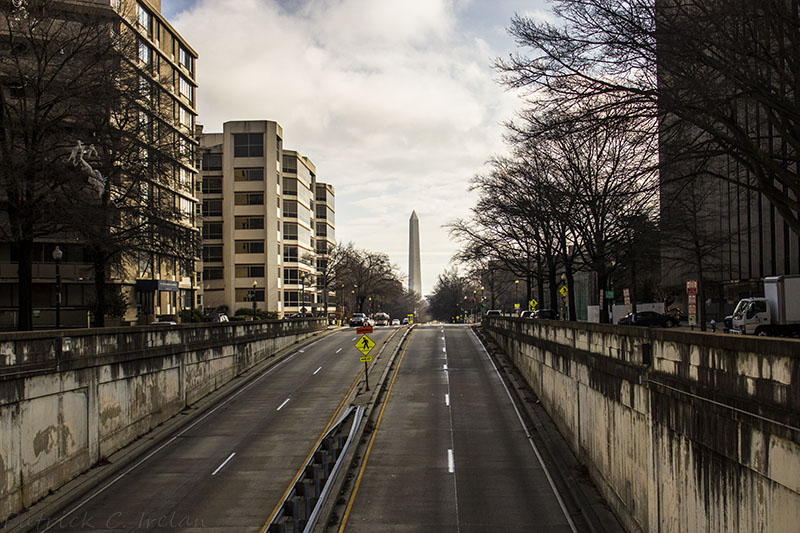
left=277, top=398, right=290, bottom=411
left=313, top=367, right=322, bottom=375
left=211, top=452, right=236, bottom=476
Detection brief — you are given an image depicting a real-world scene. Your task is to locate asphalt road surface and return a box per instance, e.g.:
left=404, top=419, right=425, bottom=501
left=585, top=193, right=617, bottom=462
left=34, top=327, right=396, bottom=533
left=340, top=324, right=578, bottom=532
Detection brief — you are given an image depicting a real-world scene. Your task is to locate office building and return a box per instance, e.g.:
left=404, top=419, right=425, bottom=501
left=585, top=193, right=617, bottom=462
left=0, top=0, right=199, bottom=328
left=199, top=120, right=335, bottom=317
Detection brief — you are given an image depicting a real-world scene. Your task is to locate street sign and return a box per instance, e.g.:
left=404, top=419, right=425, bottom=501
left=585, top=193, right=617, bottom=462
left=514, top=303, right=520, bottom=309
left=356, top=326, right=373, bottom=334
left=359, top=356, right=373, bottom=363
left=688, top=315, right=697, bottom=326
left=605, top=290, right=615, bottom=299
left=529, top=298, right=538, bottom=310
left=686, top=279, right=698, bottom=296
left=355, top=334, right=375, bottom=356
left=559, top=285, right=568, bottom=297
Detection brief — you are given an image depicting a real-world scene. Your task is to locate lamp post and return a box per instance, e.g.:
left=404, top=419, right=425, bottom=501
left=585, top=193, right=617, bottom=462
left=560, top=273, right=568, bottom=320
left=514, top=279, right=519, bottom=315
left=53, top=246, right=62, bottom=329
left=480, top=286, right=485, bottom=312
left=251, top=280, right=257, bottom=320
left=463, top=295, right=468, bottom=323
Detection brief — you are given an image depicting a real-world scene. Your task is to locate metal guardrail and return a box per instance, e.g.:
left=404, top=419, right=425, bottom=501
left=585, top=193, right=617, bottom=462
left=266, top=405, right=365, bottom=533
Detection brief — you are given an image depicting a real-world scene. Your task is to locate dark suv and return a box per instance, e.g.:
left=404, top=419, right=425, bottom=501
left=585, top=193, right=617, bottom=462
left=349, top=313, right=368, bottom=327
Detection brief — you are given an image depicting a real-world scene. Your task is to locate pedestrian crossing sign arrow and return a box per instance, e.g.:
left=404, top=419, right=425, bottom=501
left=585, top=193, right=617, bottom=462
left=355, top=334, right=375, bottom=356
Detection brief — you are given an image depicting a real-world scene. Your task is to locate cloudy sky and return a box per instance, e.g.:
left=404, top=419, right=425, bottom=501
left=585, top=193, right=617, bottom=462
left=162, top=0, right=549, bottom=296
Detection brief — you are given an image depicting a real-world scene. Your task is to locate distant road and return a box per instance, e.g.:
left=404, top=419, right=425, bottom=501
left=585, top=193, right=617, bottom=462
left=339, top=324, right=579, bottom=532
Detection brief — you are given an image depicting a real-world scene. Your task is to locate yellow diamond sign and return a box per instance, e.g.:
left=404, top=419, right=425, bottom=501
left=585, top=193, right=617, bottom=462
left=559, top=285, right=568, bottom=297
left=355, top=334, right=375, bottom=356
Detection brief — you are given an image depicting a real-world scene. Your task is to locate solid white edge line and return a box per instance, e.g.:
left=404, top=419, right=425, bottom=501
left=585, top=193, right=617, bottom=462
left=447, top=448, right=455, bottom=473
left=211, top=452, right=236, bottom=476
left=445, top=393, right=450, bottom=406
left=40, top=349, right=304, bottom=532
left=336, top=348, right=342, bottom=353
left=313, top=366, right=322, bottom=375
left=470, top=328, right=578, bottom=533
left=277, top=398, right=290, bottom=411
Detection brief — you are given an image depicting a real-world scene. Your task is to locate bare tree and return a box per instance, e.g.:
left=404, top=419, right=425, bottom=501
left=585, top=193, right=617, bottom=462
left=0, top=0, right=199, bottom=328
left=496, top=0, right=800, bottom=235
left=0, top=0, right=122, bottom=329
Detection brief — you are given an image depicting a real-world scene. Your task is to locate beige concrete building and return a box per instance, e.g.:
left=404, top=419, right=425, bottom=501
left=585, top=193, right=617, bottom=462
left=199, top=120, right=335, bottom=317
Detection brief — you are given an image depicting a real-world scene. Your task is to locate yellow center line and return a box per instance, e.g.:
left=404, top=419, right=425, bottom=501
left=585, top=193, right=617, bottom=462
left=338, top=328, right=416, bottom=532
left=259, top=333, right=392, bottom=533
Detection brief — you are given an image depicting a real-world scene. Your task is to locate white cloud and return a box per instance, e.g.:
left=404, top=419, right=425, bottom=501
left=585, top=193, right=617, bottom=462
left=169, top=0, right=526, bottom=295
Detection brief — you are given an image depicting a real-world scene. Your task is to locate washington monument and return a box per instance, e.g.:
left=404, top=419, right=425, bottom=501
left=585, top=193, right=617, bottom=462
left=408, top=211, right=422, bottom=296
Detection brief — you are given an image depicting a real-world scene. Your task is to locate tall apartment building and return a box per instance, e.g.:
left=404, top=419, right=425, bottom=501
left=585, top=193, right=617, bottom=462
left=0, top=0, right=199, bottom=328
left=199, top=120, right=335, bottom=317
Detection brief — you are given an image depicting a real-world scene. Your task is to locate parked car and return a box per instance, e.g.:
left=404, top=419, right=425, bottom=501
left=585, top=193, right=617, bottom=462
left=204, top=313, right=229, bottom=323
left=618, top=311, right=675, bottom=327
left=402, top=317, right=410, bottom=325
left=391, top=318, right=401, bottom=326
left=374, top=312, right=391, bottom=326
left=485, top=310, right=502, bottom=316
left=534, top=309, right=558, bottom=319
left=151, top=320, right=177, bottom=326
left=349, top=313, right=368, bottom=327
left=520, top=310, right=535, bottom=319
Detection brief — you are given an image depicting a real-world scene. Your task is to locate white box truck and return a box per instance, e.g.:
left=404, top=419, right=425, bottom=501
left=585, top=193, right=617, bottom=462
left=730, top=275, right=800, bottom=336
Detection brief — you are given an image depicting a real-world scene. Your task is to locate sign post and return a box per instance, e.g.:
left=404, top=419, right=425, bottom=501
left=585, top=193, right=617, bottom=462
left=355, top=334, right=376, bottom=391
left=686, top=280, right=698, bottom=329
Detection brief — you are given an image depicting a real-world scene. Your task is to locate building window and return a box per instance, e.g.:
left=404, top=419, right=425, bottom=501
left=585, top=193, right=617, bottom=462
left=203, top=222, right=222, bottom=240
left=202, top=153, right=222, bottom=171
left=203, top=246, right=223, bottom=263
left=235, top=265, right=265, bottom=278
left=234, top=192, right=264, bottom=206
left=283, top=268, right=301, bottom=284
left=179, top=46, right=193, bottom=73
left=283, top=222, right=298, bottom=240
left=179, top=106, right=192, bottom=128
left=235, top=240, right=265, bottom=254
left=179, top=76, right=192, bottom=100
left=315, top=222, right=327, bottom=237
left=202, top=199, right=222, bottom=217
left=178, top=167, right=192, bottom=188
left=235, top=216, right=264, bottom=230
left=283, top=200, right=298, bottom=218
left=282, top=177, right=297, bottom=196
left=282, top=155, right=297, bottom=173
left=202, top=177, right=222, bottom=194
left=137, top=2, right=152, bottom=35
left=283, top=291, right=300, bottom=306
left=283, top=245, right=298, bottom=262
left=234, top=168, right=264, bottom=181
left=236, top=288, right=264, bottom=302
left=203, top=267, right=223, bottom=280
left=138, top=40, right=151, bottom=65
left=234, top=133, right=264, bottom=158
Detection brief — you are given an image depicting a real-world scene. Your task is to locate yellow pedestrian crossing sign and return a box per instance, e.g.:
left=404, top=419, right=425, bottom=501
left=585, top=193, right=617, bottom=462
left=530, top=298, right=538, bottom=310
left=559, top=285, right=568, bottom=297
left=355, top=334, right=375, bottom=356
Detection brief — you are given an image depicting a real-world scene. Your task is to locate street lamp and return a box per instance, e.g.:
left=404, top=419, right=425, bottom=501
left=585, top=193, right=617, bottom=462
left=53, top=246, right=62, bottom=329
left=251, top=280, right=257, bottom=320
left=514, top=280, right=519, bottom=315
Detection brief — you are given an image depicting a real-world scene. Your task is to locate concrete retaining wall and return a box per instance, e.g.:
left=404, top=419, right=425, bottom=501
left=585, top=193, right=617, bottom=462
left=0, top=319, right=325, bottom=523
left=483, top=318, right=800, bottom=532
